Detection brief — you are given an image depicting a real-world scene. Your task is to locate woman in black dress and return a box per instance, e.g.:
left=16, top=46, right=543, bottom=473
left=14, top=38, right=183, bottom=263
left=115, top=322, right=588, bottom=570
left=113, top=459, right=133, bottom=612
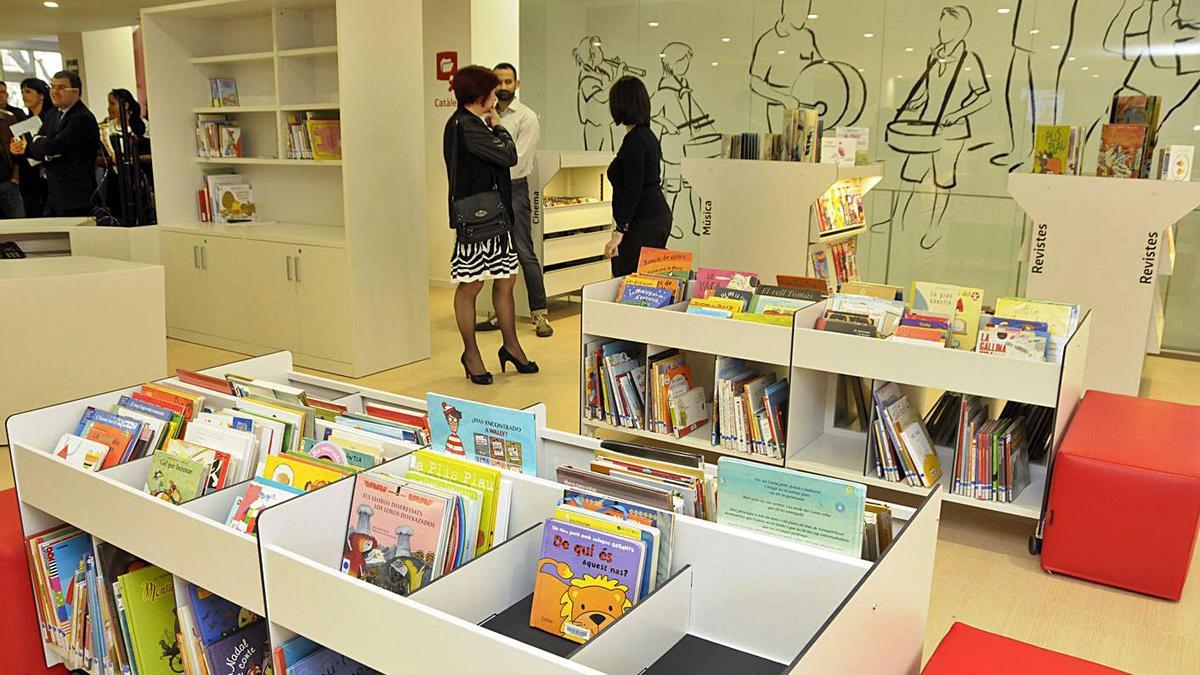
left=443, top=65, right=536, bottom=385
left=15, top=78, right=50, bottom=218
left=603, top=76, right=672, bottom=277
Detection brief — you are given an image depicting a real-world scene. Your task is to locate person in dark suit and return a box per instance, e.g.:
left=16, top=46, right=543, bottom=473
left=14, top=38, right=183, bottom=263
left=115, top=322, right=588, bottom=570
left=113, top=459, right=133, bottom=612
left=604, top=76, right=673, bottom=277
left=9, top=71, right=99, bottom=217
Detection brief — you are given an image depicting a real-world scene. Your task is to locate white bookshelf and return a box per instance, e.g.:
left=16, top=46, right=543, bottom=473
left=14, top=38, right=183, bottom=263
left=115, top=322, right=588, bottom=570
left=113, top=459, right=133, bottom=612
left=143, top=0, right=429, bottom=377
left=10, top=351, right=941, bottom=674
left=1009, top=173, right=1200, bottom=395
left=580, top=278, right=1092, bottom=521
left=681, top=159, right=883, bottom=288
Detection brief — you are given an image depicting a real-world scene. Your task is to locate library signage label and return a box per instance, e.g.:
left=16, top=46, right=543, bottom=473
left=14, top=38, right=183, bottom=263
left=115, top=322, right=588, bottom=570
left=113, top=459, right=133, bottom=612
left=1031, top=223, right=1049, bottom=274
left=1140, top=231, right=1159, bottom=284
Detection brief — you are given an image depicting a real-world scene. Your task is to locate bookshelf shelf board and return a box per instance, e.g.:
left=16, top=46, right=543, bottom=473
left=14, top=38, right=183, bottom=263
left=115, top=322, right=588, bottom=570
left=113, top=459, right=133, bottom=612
left=280, top=102, right=341, bottom=111
left=195, top=156, right=342, bottom=167
left=790, top=325, right=1070, bottom=407
left=583, top=418, right=782, bottom=466
left=786, top=433, right=1046, bottom=519
left=278, top=45, right=338, bottom=58
left=543, top=199, right=612, bottom=212
left=192, top=105, right=278, bottom=114
left=189, top=50, right=274, bottom=65
left=813, top=224, right=868, bottom=245
left=143, top=0, right=273, bottom=21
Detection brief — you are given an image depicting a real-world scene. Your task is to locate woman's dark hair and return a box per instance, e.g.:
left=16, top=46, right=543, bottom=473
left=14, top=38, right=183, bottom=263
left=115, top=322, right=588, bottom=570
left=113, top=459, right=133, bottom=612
left=452, top=65, right=500, bottom=107
left=109, top=88, right=146, bottom=136
left=20, top=78, right=49, bottom=106
left=609, top=76, right=651, bottom=126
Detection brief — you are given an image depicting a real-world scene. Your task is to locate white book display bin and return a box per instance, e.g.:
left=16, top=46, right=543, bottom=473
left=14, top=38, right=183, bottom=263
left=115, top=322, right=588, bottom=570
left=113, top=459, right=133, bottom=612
left=257, top=438, right=940, bottom=675
left=10, top=351, right=941, bottom=674
left=1008, top=173, right=1200, bottom=395
left=680, top=159, right=883, bottom=286
left=581, top=278, right=1091, bottom=529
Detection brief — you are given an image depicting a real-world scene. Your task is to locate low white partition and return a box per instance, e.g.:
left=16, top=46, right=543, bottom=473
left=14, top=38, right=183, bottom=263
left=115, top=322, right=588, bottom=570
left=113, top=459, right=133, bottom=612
left=259, top=425, right=940, bottom=675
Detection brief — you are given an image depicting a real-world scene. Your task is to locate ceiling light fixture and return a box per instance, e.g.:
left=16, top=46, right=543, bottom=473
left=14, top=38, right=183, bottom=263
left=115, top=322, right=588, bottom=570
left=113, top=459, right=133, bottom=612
left=711, top=61, right=719, bottom=66
left=864, top=32, right=875, bottom=38
left=998, top=8, right=1011, bottom=13
left=1030, top=29, right=1040, bottom=34
left=43, top=0, right=59, bottom=6
left=1050, top=44, right=1061, bottom=50
left=648, top=21, right=659, bottom=27
left=777, top=49, right=786, bottom=55
left=721, top=36, right=731, bottom=43
left=807, top=13, right=818, bottom=19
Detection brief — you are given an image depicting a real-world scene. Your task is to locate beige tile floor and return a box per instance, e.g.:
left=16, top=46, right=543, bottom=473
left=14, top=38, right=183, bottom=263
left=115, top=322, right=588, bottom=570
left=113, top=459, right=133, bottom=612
left=4, top=288, right=1198, bottom=672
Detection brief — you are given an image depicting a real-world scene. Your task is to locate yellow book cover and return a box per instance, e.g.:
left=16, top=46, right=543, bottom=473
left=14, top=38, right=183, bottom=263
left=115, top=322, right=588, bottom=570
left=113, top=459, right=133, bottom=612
left=411, top=449, right=501, bottom=555
left=687, top=297, right=745, bottom=313
left=305, top=119, right=342, bottom=160
left=731, top=312, right=793, bottom=326
left=841, top=280, right=903, bottom=301
left=553, top=505, right=659, bottom=591
left=263, top=454, right=347, bottom=492
left=909, top=281, right=984, bottom=351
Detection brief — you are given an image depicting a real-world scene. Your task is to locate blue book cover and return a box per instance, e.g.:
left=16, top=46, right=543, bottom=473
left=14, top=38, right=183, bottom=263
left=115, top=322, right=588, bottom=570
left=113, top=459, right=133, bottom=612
left=685, top=305, right=733, bottom=318
left=716, top=457, right=865, bottom=558
left=762, top=379, right=790, bottom=456
left=425, top=393, right=539, bottom=475
left=290, top=648, right=381, bottom=675
left=279, top=636, right=321, bottom=670
left=187, top=584, right=256, bottom=646
left=74, top=407, right=144, bottom=458
left=333, top=415, right=422, bottom=444
left=45, top=531, right=93, bottom=624
left=202, top=619, right=269, bottom=675
left=619, top=284, right=674, bottom=308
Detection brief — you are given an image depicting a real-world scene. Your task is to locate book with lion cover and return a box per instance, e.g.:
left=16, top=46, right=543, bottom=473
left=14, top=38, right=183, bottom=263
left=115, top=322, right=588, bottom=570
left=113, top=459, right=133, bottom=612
left=529, top=518, right=645, bottom=644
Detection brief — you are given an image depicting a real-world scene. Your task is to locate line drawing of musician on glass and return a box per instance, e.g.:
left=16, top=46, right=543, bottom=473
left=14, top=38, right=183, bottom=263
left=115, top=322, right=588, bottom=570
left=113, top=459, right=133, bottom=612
left=748, top=0, right=867, bottom=131
left=650, top=42, right=723, bottom=241
left=884, top=5, right=992, bottom=251
left=573, top=36, right=647, bottom=151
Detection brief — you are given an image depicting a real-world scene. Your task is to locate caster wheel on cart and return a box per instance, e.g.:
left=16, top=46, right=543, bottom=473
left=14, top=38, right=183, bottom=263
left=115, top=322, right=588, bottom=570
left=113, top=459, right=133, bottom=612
left=1028, top=535, right=1042, bottom=555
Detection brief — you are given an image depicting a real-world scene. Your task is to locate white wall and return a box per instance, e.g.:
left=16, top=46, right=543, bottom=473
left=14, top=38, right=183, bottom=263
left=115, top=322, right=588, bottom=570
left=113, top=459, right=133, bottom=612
left=82, top=26, right=137, bottom=118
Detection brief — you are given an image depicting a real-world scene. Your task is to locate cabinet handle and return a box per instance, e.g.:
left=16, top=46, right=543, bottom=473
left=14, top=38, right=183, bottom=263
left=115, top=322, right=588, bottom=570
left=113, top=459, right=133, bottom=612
left=200, top=245, right=207, bottom=270
left=193, top=245, right=200, bottom=268
left=294, top=256, right=301, bottom=283
left=286, top=256, right=294, bottom=281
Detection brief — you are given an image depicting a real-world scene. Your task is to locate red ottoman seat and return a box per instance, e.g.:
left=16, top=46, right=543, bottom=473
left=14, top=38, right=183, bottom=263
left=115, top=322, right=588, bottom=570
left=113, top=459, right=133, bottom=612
left=1041, top=390, right=1200, bottom=600
left=923, top=622, right=1127, bottom=674
left=0, top=489, right=70, bottom=675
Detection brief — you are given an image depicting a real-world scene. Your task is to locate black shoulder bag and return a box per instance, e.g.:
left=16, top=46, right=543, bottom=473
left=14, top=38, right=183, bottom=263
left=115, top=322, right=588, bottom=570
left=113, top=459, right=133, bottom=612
left=449, top=117, right=510, bottom=244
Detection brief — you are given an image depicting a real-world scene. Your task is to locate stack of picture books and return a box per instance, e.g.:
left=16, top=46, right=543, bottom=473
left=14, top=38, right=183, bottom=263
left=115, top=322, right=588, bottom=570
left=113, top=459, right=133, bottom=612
left=272, top=635, right=381, bottom=675
left=867, top=382, right=944, bottom=488
left=582, top=339, right=709, bottom=442
left=1032, top=124, right=1086, bottom=175
left=199, top=172, right=255, bottom=223
left=615, top=248, right=693, bottom=307
left=209, top=77, right=238, bottom=107
left=1097, top=94, right=1161, bottom=178
left=195, top=114, right=243, bottom=158
left=810, top=239, right=859, bottom=290
left=177, top=583, right=271, bottom=675
left=286, top=112, right=342, bottom=160
left=713, top=357, right=788, bottom=459
left=556, top=441, right=713, bottom=521
left=814, top=182, right=866, bottom=235
left=1157, top=144, right=1194, bottom=181
left=716, top=458, right=894, bottom=561
left=947, top=395, right=1034, bottom=503
left=687, top=275, right=825, bottom=323
left=812, top=281, right=1080, bottom=364
left=339, top=449, right=513, bottom=596
left=718, top=106, right=822, bottom=161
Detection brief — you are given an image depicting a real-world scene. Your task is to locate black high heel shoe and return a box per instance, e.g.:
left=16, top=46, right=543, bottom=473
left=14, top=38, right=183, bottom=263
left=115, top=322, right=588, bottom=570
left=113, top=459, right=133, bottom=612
left=498, top=345, right=539, bottom=374
left=461, top=353, right=493, bottom=385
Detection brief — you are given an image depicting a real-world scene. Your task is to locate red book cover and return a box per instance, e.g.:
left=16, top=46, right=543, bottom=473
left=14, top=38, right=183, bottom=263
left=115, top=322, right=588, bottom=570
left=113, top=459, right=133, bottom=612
left=1097, top=123, right=1146, bottom=178
left=176, top=368, right=233, bottom=395
left=363, top=403, right=429, bottom=431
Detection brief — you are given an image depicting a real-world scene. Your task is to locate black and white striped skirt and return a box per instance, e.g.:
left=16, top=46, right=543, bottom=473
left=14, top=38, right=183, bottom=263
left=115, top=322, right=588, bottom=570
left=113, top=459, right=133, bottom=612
left=450, top=231, right=519, bottom=283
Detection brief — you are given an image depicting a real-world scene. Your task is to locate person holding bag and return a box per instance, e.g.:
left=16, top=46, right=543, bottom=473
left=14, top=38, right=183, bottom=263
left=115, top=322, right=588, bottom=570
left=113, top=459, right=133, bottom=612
left=444, top=65, right=537, bottom=385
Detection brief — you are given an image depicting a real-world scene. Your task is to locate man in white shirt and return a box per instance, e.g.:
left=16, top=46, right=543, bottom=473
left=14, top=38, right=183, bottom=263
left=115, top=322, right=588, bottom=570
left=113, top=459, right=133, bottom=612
left=478, top=62, right=553, bottom=337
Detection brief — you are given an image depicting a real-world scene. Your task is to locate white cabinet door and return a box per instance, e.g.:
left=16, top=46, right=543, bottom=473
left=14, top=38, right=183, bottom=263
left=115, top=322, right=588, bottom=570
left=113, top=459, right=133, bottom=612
left=241, top=240, right=300, bottom=352
left=202, top=236, right=251, bottom=345
left=295, top=246, right=352, bottom=363
left=161, top=231, right=211, bottom=334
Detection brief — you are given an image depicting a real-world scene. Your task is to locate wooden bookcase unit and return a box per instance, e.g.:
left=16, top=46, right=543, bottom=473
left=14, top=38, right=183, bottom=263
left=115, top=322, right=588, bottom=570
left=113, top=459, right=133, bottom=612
left=9, top=352, right=941, bottom=675
left=143, top=0, right=429, bottom=377
left=680, top=159, right=883, bottom=288
left=580, top=278, right=1091, bottom=521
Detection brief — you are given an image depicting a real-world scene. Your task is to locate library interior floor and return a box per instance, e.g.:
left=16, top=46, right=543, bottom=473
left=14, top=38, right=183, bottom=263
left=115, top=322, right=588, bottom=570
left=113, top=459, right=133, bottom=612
left=4, top=287, right=1197, bottom=673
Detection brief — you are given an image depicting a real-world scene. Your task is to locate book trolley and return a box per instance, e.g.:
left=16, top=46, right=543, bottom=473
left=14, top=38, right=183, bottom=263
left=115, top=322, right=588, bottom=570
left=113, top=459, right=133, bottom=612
left=580, top=278, right=1091, bottom=543
left=680, top=159, right=884, bottom=288
left=9, top=352, right=941, bottom=675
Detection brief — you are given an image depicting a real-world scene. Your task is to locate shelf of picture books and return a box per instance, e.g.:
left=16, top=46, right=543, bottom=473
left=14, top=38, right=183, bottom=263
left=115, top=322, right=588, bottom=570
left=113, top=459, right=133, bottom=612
left=256, top=415, right=940, bottom=674
left=7, top=351, right=434, bottom=671
left=13, top=350, right=943, bottom=674
left=784, top=281, right=1092, bottom=519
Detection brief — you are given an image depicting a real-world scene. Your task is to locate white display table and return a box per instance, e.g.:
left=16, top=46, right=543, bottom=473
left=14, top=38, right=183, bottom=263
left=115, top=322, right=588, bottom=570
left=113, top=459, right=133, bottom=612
left=0, top=256, right=166, bottom=443
left=1008, top=174, right=1200, bottom=396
